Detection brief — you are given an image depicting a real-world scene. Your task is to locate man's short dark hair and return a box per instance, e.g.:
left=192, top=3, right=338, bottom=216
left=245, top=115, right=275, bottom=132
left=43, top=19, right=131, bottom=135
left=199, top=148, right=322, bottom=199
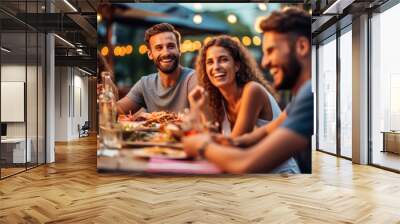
left=144, top=23, right=181, bottom=48
left=259, top=7, right=311, bottom=43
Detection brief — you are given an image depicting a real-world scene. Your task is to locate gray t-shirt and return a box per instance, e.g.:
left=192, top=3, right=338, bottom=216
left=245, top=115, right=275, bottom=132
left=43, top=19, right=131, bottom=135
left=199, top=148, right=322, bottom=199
left=281, top=80, right=313, bottom=173
left=126, top=67, right=196, bottom=113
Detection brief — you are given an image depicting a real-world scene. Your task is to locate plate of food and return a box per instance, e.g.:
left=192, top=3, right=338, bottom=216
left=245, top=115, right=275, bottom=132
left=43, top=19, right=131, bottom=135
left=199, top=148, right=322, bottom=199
left=119, top=111, right=182, bottom=127
left=122, top=130, right=180, bottom=143
left=131, top=147, right=187, bottom=159
left=120, top=121, right=161, bottom=132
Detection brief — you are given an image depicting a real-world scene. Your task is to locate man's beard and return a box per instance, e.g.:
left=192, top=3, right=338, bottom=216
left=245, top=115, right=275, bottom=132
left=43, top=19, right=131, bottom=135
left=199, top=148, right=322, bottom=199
left=276, top=52, right=301, bottom=90
left=154, top=54, right=179, bottom=74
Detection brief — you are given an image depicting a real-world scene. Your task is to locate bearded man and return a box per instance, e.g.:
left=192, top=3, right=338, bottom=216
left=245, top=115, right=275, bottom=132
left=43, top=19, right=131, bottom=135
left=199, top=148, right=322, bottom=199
left=117, top=23, right=197, bottom=113
left=183, top=8, right=313, bottom=174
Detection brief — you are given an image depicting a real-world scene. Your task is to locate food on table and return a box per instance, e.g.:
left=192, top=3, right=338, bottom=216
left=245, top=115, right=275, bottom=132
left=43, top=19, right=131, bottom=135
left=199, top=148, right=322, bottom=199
left=160, top=123, right=184, bottom=139
left=120, top=121, right=159, bottom=132
left=118, top=111, right=182, bottom=123
left=126, top=131, right=157, bottom=142
left=118, top=111, right=209, bottom=144
left=131, top=146, right=187, bottom=159
left=125, top=131, right=179, bottom=143
left=118, top=111, right=183, bottom=131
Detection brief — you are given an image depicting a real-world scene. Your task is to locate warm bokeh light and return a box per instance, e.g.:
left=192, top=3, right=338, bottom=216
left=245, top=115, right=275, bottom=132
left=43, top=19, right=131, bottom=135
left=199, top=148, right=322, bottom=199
left=203, top=36, right=212, bottom=45
left=126, top=45, right=133, bottom=54
left=193, top=14, right=202, bottom=24
left=97, top=14, right=102, bottom=22
left=252, top=36, right=261, bottom=46
left=232, top=36, right=240, bottom=43
left=254, top=16, right=266, bottom=34
left=242, top=36, right=251, bottom=46
left=227, top=14, right=237, bottom=24
left=181, top=40, right=192, bottom=53
left=189, top=43, right=195, bottom=52
left=120, top=46, right=127, bottom=56
left=100, top=46, right=109, bottom=56
left=139, top=45, right=148, bottom=55
left=114, top=46, right=121, bottom=56
left=193, top=41, right=202, bottom=51
left=258, top=3, right=267, bottom=11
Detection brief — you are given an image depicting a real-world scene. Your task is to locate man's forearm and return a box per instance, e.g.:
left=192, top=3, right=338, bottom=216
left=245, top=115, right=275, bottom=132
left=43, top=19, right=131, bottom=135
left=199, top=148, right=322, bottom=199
left=116, top=102, right=126, bottom=115
left=235, top=111, right=288, bottom=147
left=234, top=126, right=268, bottom=147
left=204, top=143, right=250, bottom=174
left=116, top=97, right=141, bottom=115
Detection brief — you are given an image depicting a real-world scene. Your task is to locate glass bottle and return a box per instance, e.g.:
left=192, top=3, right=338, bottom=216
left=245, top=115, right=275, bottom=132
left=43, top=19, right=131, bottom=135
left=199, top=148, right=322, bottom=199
left=98, top=71, right=120, bottom=148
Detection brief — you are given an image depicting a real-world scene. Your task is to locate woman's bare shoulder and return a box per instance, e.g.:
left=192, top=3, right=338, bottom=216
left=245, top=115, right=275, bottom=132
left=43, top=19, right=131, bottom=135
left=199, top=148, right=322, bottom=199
left=242, top=81, right=268, bottom=98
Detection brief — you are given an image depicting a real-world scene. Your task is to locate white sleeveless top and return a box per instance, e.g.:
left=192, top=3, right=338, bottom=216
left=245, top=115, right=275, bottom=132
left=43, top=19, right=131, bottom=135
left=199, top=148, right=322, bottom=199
left=221, top=91, right=281, bottom=136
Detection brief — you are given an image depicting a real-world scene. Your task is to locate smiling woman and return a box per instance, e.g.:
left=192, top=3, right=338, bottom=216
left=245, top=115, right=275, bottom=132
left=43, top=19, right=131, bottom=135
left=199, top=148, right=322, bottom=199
left=194, top=35, right=279, bottom=137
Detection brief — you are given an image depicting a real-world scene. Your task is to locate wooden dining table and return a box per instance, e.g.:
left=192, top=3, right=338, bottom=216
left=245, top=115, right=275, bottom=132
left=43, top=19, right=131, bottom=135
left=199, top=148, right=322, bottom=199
left=97, top=146, right=222, bottom=174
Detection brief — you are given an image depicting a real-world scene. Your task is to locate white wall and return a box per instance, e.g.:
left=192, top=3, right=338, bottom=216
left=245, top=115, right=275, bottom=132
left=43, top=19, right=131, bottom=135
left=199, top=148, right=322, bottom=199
left=1, top=64, right=45, bottom=163
left=54, top=66, right=69, bottom=141
left=54, top=66, right=89, bottom=141
left=1, top=65, right=31, bottom=138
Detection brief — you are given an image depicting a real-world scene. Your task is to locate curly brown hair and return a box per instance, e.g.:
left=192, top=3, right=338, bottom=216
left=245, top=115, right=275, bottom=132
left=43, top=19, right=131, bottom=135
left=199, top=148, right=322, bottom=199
left=196, top=35, right=277, bottom=128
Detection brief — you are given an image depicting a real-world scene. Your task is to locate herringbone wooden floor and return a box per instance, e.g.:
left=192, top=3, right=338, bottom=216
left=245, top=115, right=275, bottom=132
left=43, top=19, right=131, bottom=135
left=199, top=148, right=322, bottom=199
left=0, top=136, right=399, bottom=223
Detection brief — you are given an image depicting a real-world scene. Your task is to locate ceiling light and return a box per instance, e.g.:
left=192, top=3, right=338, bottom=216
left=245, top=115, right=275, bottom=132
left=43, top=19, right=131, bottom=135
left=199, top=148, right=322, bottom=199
left=63, top=0, right=78, bottom=12
left=1, top=47, right=11, bottom=53
left=76, top=49, right=83, bottom=55
left=54, top=34, right=75, bottom=48
left=78, top=67, right=92, bottom=76
left=322, top=0, right=354, bottom=15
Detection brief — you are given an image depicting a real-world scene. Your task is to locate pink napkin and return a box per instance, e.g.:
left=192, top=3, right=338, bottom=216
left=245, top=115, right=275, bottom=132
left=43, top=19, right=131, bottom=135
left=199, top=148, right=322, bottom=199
left=147, top=158, right=222, bottom=174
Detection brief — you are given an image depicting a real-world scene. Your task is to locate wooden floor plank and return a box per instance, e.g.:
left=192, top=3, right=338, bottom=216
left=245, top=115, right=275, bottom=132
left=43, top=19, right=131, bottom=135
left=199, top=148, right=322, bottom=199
left=0, top=135, right=399, bottom=223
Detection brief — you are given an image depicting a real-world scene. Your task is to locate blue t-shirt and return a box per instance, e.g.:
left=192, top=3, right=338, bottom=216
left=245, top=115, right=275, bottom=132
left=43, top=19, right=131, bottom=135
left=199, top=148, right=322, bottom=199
left=281, top=80, right=313, bottom=173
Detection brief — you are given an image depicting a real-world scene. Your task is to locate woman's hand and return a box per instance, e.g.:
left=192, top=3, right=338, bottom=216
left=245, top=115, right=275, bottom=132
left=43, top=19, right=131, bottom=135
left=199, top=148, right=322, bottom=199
left=183, top=133, right=212, bottom=158
left=188, top=86, right=207, bottom=110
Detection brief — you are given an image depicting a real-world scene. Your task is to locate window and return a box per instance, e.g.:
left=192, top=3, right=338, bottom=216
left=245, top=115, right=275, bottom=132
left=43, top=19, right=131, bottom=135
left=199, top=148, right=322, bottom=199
left=339, top=28, right=352, bottom=158
left=370, top=3, right=400, bottom=171
left=317, top=36, right=337, bottom=154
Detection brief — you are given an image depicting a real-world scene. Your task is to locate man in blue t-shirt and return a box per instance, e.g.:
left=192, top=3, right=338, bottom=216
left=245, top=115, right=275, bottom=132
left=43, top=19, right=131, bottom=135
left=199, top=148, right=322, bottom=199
left=183, top=8, right=313, bottom=173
